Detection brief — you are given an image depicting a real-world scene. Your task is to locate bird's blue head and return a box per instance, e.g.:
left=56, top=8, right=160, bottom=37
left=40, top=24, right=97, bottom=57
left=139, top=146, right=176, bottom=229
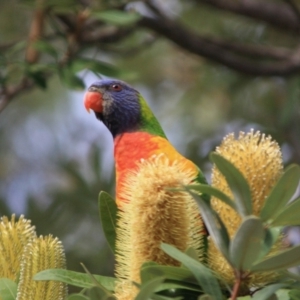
left=84, top=79, right=142, bottom=137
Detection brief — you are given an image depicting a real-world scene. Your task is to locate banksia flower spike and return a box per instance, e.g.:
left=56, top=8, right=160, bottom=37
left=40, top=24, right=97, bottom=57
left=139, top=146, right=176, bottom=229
left=16, top=235, right=67, bottom=300
left=115, top=154, right=204, bottom=300
left=209, top=130, right=284, bottom=286
left=0, top=214, right=36, bottom=280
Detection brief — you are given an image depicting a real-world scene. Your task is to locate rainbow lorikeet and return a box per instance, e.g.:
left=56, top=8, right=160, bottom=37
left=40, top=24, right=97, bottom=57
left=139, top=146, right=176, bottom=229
left=84, top=79, right=208, bottom=207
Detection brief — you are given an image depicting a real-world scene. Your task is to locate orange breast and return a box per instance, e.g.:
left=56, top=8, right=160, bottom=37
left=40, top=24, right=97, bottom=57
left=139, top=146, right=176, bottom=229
left=114, top=132, right=197, bottom=207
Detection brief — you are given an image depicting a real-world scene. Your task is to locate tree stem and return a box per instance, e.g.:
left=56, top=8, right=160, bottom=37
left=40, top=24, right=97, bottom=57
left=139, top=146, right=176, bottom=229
left=231, top=271, right=242, bottom=300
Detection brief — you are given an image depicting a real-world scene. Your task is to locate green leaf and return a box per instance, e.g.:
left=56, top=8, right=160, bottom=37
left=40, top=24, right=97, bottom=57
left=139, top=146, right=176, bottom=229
left=252, top=283, right=287, bottom=300
left=229, top=216, right=264, bottom=270
left=154, top=281, right=201, bottom=293
left=33, top=269, right=116, bottom=291
left=260, top=165, right=300, bottom=222
left=284, top=270, right=300, bottom=282
left=141, top=264, right=198, bottom=286
left=67, top=294, right=90, bottom=300
left=0, top=278, right=17, bottom=300
left=32, top=40, right=58, bottom=58
left=275, top=289, right=291, bottom=300
left=92, top=10, right=141, bottom=26
left=161, top=243, right=223, bottom=300
left=88, top=286, right=116, bottom=300
left=199, top=295, right=214, bottom=300
left=188, top=191, right=230, bottom=263
left=71, top=58, right=119, bottom=77
left=27, top=70, right=47, bottom=89
left=135, top=277, right=165, bottom=300
left=60, top=68, right=85, bottom=90
left=251, top=244, right=300, bottom=272
left=185, top=247, right=199, bottom=261
left=140, top=264, right=201, bottom=293
left=99, top=191, right=117, bottom=253
left=8, top=41, right=27, bottom=56
left=150, top=294, right=181, bottom=300
left=269, top=196, right=300, bottom=226
left=259, top=227, right=281, bottom=260
left=141, top=261, right=160, bottom=269
left=80, top=262, right=113, bottom=295
left=289, top=289, right=300, bottom=300
left=186, top=184, right=236, bottom=211
left=210, top=153, right=252, bottom=216
left=48, top=0, right=80, bottom=13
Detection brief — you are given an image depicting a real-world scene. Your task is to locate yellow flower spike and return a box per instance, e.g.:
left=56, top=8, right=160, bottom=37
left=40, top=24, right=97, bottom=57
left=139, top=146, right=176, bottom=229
left=16, top=235, right=67, bottom=300
left=209, top=130, right=284, bottom=287
left=0, top=214, right=36, bottom=280
left=115, top=154, right=204, bottom=300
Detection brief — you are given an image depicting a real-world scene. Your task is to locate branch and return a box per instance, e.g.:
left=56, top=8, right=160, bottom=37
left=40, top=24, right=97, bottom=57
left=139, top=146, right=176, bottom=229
left=0, top=0, right=47, bottom=112
left=139, top=15, right=300, bottom=76
left=0, top=79, right=34, bottom=113
left=199, top=0, right=300, bottom=33
left=25, top=0, right=46, bottom=63
left=231, top=273, right=242, bottom=300
left=200, top=36, right=293, bottom=60
left=0, top=41, right=21, bottom=52
left=284, top=0, right=300, bottom=23
left=55, top=13, right=134, bottom=45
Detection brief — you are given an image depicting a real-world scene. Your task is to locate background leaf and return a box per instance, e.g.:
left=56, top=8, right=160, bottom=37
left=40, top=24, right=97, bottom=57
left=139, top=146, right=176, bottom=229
left=88, top=286, right=116, bottom=300
left=186, top=184, right=237, bottom=211
left=259, top=227, right=281, bottom=260
left=71, top=58, right=120, bottom=77
left=161, top=243, right=223, bottom=300
left=185, top=247, right=200, bottom=261
left=289, top=289, right=300, bottom=300
left=92, top=10, right=141, bottom=26
left=99, top=191, right=117, bottom=253
left=0, top=279, right=17, bottom=300
left=210, top=153, right=252, bottom=217
left=34, top=269, right=116, bottom=291
left=67, top=294, right=90, bottom=300
left=135, top=277, right=165, bottom=300
left=252, top=283, right=287, bottom=300
left=32, top=40, right=58, bottom=59
left=141, top=264, right=198, bottom=286
left=199, top=295, right=214, bottom=300
left=59, top=67, right=85, bottom=89
left=189, top=190, right=231, bottom=263
left=260, top=165, right=300, bottom=222
left=269, top=196, right=300, bottom=227
left=251, top=244, right=300, bottom=272
left=229, top=216, right=264, bottom=270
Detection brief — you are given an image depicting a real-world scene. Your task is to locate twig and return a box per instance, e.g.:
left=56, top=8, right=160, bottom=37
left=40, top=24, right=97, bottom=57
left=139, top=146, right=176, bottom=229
left=199, top=0, right=300, bottom=33
left=200, top=36, right=292, bottom=60
left=139, top=15, right=300, bottom=76
left=231, top=270, right=244, bottom=300
left=284, top=0, right=300, bottom=23
left=0, top=0, right=46, bottom=113
left=0, top=79, right=34, bottom=113
left=25, top=0, right=46, bottom=63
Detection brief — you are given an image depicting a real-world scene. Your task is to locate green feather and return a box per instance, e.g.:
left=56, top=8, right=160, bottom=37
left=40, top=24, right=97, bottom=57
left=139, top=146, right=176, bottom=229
left=138, top=95, right=167, bottom=138
left=138, top=95, right=210, bottom=205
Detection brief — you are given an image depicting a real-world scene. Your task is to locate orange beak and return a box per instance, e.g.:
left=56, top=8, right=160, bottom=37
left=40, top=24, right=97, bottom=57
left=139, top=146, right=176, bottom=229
left=84, top=91, right=103, bottom=113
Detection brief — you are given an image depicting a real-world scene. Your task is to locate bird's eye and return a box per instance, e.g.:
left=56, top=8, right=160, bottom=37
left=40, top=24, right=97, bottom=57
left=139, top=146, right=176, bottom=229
left=110, top=84, right=122, bottom=91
